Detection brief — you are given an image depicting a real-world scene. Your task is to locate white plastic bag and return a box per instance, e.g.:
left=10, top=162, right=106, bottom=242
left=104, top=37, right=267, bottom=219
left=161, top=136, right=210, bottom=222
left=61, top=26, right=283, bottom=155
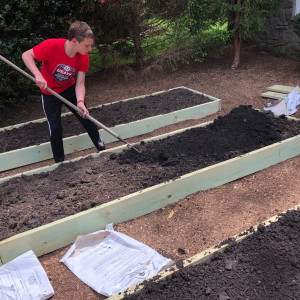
left=60, top=224, right=173, bottom=297
left=264, top=86, right=300, bottom=115
left=264, top=98, right=287, bottom=115
left=286, top=86, right=300, bottom=115
left=0, top=250, right=54, bottom=300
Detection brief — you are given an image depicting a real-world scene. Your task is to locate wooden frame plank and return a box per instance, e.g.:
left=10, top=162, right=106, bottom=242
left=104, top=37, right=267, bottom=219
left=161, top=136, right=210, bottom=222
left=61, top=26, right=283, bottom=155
left=261, top=91, right=286, bottom=100
left=0, top=87, right=221, bottom=172
left=110, top=204, right=300, bottom=299
left=0, top=119, right=299, bottom=264
left=267, top=85, right=299, bottom=94
left=262, top=85, right=300, bottom=99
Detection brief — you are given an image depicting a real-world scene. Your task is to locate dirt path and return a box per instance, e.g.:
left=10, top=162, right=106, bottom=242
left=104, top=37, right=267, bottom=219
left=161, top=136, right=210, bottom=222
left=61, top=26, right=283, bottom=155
left=1, top=44, right=300, bottom=299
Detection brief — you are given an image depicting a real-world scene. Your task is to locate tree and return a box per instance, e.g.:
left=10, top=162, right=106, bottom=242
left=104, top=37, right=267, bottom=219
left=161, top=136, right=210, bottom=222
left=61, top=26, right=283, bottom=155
left=77, top=0, right=188, bottom=70
left=0, top=0, right=75, bottom=112
left=174, top=0, right=229, bottom=63
left=224, top=0, right=282, bottom=69
left=182, top=0, right=281, bottom=69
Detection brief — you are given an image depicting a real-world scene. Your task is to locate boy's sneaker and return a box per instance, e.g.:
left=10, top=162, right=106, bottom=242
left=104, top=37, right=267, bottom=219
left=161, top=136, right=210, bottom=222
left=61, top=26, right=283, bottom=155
left=97, top=139, right=106, bottom=151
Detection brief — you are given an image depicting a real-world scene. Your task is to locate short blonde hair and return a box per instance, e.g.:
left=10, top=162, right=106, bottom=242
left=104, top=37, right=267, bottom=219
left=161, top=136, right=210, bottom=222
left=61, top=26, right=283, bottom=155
left=68, top=21, right=94, bottom=42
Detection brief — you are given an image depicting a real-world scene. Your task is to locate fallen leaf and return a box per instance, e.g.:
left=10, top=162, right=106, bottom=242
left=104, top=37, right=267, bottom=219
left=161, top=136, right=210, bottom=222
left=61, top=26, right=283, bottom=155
left=168, top=210, right=174, bottom=219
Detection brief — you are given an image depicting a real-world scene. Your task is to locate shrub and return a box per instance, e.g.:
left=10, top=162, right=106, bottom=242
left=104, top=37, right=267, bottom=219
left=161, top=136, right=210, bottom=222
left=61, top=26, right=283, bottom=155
left=0, top=1, right=75, bottom=114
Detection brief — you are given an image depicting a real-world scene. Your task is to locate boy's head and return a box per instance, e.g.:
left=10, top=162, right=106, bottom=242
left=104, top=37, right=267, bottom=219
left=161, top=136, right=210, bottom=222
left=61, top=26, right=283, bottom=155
left=68, top=21, right=94, bottom=43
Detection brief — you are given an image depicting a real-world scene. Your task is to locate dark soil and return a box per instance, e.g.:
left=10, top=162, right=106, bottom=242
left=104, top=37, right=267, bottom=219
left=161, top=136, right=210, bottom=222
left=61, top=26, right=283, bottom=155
left=123, top=208, right=300, bottom=300
left=0, top=88, right=210, bottom=153
left=1, top=105, right=300, bottom=242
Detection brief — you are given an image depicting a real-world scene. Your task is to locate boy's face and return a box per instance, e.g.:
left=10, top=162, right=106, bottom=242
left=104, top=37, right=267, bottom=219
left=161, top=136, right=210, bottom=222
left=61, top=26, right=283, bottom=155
left=75, top=37, right=94, bottom=55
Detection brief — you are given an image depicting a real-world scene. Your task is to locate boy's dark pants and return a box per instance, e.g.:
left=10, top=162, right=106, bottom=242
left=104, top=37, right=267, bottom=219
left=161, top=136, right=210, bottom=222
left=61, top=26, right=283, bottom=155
left=41, top=85, right=104, bottom=163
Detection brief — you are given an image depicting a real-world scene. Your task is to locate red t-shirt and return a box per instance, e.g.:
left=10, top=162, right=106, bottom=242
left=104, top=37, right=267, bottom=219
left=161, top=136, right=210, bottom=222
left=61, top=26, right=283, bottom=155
left=33, top=39, right=89, bottom=95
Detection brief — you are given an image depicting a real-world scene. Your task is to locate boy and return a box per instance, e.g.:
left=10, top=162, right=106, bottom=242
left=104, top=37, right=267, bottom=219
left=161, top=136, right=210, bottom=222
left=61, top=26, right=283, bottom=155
left=22, top=21, right=105, bottom=163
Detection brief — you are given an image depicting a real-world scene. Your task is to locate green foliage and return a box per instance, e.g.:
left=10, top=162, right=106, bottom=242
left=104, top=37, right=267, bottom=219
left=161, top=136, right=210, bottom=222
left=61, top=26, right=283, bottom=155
left=145, top=0, right=189, bottom=21
left=78, top=0, right=133, bottom=44
left=180, top=0, right=281, bottom=42
left=220, top=0, right=282, bottom=41
left=180, top=0, right=224, bottom=34
left=0, top=0, right=75, bottom=113
left=293, top=13, right=300, bottom=37
left=78, top=0, right=189, bottom=69
left=78, top=0, right=231, bottom=72
left=156, top=23, right=229, bottom=70
left=192, top=25, right=230, bottom=62
left=144, top=1, right=228, bottom=68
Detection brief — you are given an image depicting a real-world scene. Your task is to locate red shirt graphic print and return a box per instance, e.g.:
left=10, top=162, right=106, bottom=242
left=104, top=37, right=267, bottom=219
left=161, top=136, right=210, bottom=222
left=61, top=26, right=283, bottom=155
left=33, top=39, right=89, bottom=95
left=53, top=64, right=75, bottom=83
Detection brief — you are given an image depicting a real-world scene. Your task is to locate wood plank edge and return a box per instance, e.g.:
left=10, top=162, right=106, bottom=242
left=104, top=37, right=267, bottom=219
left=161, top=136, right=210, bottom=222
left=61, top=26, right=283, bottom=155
left=261, top=91, right=287, bottom=99
left=267, top=85, right=300, bottom=94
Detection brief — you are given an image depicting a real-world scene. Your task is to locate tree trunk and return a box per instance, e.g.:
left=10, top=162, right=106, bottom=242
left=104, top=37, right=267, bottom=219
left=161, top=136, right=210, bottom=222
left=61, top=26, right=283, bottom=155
left=232, top=32, right=241, bottom=69
left=231, top=0, right=242, bottom=69
left=130, top=5, right=143, bottom=70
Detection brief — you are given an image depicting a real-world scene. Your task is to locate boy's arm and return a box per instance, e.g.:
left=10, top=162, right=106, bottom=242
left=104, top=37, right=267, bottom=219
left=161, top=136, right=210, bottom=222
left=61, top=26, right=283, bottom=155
left=75, top=71, right=89, bottom=117
left=22, top=49, right=47, bottom=90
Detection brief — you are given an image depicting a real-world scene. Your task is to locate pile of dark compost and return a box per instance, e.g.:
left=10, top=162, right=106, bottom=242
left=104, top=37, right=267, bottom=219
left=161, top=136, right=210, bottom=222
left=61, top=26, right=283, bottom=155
left=123, top=208, right=300, bottom=299
left=0, top=88, right=211, bottom=153
left=1, top=106, right=299, bottom=241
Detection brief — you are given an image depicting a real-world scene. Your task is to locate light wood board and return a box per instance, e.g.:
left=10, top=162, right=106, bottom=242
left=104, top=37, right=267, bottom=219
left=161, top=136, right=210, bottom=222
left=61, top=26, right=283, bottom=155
left=267, top=85, right=299, bottom=94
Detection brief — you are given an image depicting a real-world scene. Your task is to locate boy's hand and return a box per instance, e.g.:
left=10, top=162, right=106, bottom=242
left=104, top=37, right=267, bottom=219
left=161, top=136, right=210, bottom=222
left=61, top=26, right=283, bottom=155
left=77, top=101, right=89, bottom=118
left=35, top=74, right=47, bottom=90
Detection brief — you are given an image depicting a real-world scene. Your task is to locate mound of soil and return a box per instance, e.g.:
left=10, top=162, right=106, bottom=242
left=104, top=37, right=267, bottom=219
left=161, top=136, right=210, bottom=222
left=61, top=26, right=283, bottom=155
left=1, top=106, right=300, bottom=241
left=123, top=208, right=300, bottom=299
left=0, top=88, right=211, bottom=153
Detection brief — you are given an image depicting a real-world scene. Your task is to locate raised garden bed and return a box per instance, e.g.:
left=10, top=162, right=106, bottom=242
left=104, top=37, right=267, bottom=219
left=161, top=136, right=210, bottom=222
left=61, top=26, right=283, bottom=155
left=117, top=205, right=300, bottom=299
left=0, top=87, right=220, bottom=171
left=0, top=106, right=299, bottom=264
